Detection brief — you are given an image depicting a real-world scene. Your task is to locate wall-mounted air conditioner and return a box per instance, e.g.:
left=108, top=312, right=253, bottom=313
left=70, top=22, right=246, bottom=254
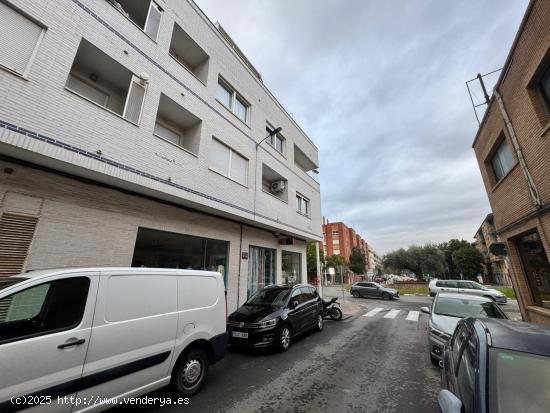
left=270, top=180, right=286, bottom=193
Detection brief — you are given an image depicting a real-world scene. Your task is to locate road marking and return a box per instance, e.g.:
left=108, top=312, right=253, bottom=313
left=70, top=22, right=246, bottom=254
left=406, top=311, right=420, bottom=321
left=383, top=309, right=400, bottom=319
left=362, top=307, right=384, bottom=317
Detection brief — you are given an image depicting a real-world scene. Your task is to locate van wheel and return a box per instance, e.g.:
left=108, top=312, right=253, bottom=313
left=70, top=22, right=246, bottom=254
left=172, top=348, right=209, bottom=396
left=277, top=325, right=292, bottom=352
left=314, top=313, right=324, bottom=332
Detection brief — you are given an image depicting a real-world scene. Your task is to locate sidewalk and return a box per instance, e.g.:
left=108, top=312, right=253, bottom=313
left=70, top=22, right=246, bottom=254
left=321, top=285, right=364, bottom=316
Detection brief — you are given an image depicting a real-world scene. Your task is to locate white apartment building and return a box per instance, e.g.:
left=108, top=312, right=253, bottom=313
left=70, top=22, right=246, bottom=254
left=0, top=0, right=322, bottom=311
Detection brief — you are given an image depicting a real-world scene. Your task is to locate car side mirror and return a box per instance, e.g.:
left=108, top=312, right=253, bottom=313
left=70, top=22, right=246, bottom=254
left=290, top=300, right=299, bottom=309
left=421, top=306, right=430, bottom=314
left=438, top=390, right=462, bottom=413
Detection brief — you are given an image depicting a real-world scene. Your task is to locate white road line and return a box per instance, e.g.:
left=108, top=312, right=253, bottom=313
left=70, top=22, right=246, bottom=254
left=406, top=310, right=420, bottom=322
left=362, top=307, right=384, bottom=317
left=383, top=309, right=400, bottom=319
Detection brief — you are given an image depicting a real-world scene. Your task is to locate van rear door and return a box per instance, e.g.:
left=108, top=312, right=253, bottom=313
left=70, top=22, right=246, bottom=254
left=75, top=271, right=178, bottom=409
left=0, top=272, right=99, bottom=413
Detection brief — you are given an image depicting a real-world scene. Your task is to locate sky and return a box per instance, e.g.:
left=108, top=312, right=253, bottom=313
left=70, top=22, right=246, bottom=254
left=194, top=0, right=529, bottom=254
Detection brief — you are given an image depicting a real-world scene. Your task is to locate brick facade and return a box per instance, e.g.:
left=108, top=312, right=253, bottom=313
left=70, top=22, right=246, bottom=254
left=472, top=0, right=550, bottom=323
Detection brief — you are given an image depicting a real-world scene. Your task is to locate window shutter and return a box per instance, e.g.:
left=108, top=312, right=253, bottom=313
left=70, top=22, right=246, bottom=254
left=0, top=213, right=38, bottom=277
left=230, top=151, right=248, bottom=185
left=66, top=74, right=109, bottom=106
left=154, top=122, right=181, bottom=145
left=0, top=3, right=43, bottom=75
left=144, top=2, right=162, bottom=40
left=123, top=77, right=146, bottom=124
left=210, top=139, right=231, bottom=176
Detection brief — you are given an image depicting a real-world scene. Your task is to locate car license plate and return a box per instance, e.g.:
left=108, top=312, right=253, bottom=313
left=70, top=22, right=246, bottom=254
left=232, top=331, right=248, bottom=339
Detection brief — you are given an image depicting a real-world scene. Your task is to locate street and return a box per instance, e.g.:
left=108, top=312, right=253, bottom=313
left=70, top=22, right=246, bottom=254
left=119, top=293, right=516, bottom=413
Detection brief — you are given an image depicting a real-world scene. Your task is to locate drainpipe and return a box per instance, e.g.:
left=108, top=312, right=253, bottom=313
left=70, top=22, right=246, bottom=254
left=494, top=89, right=542, bottom=208
left=315, top=241, right=323, bottom=298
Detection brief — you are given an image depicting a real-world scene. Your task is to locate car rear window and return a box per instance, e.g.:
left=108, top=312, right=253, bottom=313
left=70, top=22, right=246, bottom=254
left=0, top=278, right=27, bottom=292
left=434, top=297, right=507, bottom=319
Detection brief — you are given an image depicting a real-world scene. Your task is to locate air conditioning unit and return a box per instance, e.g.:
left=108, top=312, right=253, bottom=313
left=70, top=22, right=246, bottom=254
left=270, top=180, right=286, bottom=193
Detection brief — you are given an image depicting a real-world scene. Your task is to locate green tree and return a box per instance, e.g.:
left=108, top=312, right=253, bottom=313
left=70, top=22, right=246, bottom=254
left=383, top=248, right=412, bottom=273
left=349, top=247, right=367, bottom=274
left=326, top=254, right=346, bottom=270
left=306, top=242, right=324, bottom=275
left=438, top=239, right=471, bottom=278
left=452, top=246, right=484, bottom=280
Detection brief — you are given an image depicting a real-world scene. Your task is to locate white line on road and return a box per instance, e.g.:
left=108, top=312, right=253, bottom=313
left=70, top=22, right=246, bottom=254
left=406, top=311, right=420, bottom=322
left=362, top=307, right=384, bottom=317
left=384, top=309, right=401, bottom=319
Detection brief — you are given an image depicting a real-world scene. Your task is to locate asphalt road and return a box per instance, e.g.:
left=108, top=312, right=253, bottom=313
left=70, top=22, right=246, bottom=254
left=130, top=296, right=442, bottom=413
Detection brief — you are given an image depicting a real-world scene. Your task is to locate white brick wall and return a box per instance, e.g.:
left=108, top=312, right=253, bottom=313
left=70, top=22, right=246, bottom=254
left=0, top=0, right=322, bottom=242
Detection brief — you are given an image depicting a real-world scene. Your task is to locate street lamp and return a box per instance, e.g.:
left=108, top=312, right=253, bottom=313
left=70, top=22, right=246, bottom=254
left=256, top=126, right=282, bottom=149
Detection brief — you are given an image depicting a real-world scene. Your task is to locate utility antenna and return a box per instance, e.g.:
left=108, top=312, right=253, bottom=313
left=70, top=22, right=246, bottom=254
left=465, top=68, right=502, bottom=126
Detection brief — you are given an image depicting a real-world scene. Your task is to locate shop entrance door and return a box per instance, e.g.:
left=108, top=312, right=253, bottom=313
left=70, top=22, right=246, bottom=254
left=516, top=231, right=550, bottom=309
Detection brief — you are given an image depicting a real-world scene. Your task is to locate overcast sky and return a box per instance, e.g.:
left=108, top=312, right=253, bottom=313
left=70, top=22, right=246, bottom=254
left=194, top=0, right=529, bottom=254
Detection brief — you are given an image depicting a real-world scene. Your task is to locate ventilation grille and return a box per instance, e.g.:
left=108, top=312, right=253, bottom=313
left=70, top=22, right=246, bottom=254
left=0, top=213, right=38, bottom=277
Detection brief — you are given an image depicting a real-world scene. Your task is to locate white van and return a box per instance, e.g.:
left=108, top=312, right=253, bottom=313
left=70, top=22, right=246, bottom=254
left=0, top=268, right=227, bottom=412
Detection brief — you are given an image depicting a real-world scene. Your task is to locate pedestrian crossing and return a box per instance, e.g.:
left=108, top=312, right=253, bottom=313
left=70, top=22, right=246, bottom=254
left=362, top=307, right=422, bottom=322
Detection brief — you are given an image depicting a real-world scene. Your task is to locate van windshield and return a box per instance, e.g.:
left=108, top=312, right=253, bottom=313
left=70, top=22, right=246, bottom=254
left=245, top=288, right=292, bottom=307
left=0, top=277, right=27, bottom=292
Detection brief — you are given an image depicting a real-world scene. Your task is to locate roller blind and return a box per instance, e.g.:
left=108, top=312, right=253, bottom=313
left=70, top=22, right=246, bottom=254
left=123, top=77, right=146, bottom=124
left=144, top=2, right=162, bottom=40
left=154, top=122, right=181, bottom=145
left=0, top=2, right=43, bottom=75
left=230, top=151, right=248, bottom=185
left=66, top=74, right=109, bottom=107
left=0, top=213, right=38, bottom=277
left=210, top=139, right=230, bottom=176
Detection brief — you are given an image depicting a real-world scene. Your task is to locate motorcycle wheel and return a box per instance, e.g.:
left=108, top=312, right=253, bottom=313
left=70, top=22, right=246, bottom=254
left=329, top=307, right=343, bottom=321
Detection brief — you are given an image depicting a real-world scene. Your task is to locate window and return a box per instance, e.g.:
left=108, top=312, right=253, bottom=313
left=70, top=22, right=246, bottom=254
left=332, top=230, right=339, bottom=236
left=248, top=246, right=276, bottom=298
left=262, top=164, right=288, bottom=202
left=490, top=139, right=514, bottom=182
left=282, top=251, right=301, bottom=285
left=333, top=250, right=340, bottom=255
left=516, top=231, right=550, bottom=309
left=0, top=277, right=90, bottom=344
left=209, top=138, right=248, bottom=186
left=169, top=23, right=209, bottom=83
left=452, top=325, right=469, bottom=366
left=108, top=0, right=163, bottom=41
left=154, top=93, right=202, bottom=155
left=66, top=39, right=147, bottom=124
left=216, top=77, right=249, bottom=123
left=332, top=240, right=339, bottom=245
left=456, top=336, right=477, bottom=413
left=541, top=66, right=550, bottom=107
left=296, top=193, right=310, bottom=216
left=267, top=124, right=285, bottom=155
left=0, top=2, right=44, bottom=77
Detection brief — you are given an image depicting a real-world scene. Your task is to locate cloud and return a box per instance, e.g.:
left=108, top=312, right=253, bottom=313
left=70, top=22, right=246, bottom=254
left=194, top=0, right=529, bottom=253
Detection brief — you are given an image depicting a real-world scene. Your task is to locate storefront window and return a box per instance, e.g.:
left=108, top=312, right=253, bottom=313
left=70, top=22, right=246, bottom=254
left=248, top=246, right=276, bottom=298
left=282, top=251, right=301, bottom=286
left=516, top=232, right=550, bottom=309
left=131, top=227, right=229, bottom=284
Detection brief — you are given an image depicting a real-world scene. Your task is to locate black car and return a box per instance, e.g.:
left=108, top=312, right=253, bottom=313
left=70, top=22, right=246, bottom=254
left=439, top=318, right=550, bottom=413
left=227, top=284, right=323, bottom=351
left=350, top=282, right=399, bottom=300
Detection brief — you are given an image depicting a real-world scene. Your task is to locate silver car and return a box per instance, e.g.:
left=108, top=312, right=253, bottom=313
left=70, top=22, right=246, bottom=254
left=421, top=293, right=508, bottom=366
left=428, top=279, right=507, bottom=304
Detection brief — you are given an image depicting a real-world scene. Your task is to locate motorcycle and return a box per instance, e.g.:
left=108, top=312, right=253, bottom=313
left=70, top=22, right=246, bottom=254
left=321, top=297, right=343, bottom=321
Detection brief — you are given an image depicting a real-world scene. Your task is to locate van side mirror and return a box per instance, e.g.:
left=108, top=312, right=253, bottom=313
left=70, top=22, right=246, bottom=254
left=421, top=306, right=430, bottom=314
left=290, top=300, right=299, bottom=309
left=438, top=390, right=462, bottom=413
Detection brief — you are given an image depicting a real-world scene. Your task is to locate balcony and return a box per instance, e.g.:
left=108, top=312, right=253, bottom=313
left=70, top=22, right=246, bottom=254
left=169, top=23, right=209, bottom=84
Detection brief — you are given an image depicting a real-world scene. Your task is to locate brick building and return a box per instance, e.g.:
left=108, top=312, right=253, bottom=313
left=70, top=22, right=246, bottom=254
left=0, top=0, right=321, bottom=312
left=472, top=0, right=550, bottom=323
left=474, top=214, right=512, bottom=286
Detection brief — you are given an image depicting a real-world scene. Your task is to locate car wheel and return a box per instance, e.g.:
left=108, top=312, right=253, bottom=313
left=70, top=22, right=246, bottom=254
left=430, top=354, right=440, bottom=367
left=172, top=348, right=209, bottom=396
left=277, top=324, right=292, bottom=352
left=352, top=290, right=360, bottom=298
left=314, top=313, right=324, bottom=332
left=329, top=307, right=343, bottom=321
left=382, top=292, right=391, bottom=300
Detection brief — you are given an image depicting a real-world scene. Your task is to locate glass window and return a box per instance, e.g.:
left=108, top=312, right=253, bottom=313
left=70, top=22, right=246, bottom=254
left=300, top=286, right=314, bottom=301
left=246, top=287, right=291, bottom=307
left=234, top=96, right=248, bottom=122
left=296, top=193, right=310, bottom=216
left=516, top=231, right=550, bottom=309
left=276, top=136, right=284, bottom=153
left=491, top=140, right=514, bottom=182
left=0, top=277, right=90, bottom=344
left=282, top=251, right=301, bottom=286
left=452, top=325, right=469, bottom=366
left=489, top=349, right=550, bottom=413
left=332, top=230, right=339, bottom=236
left=457, top=337, right=477, bottom=413
left=248, top=246, right=276, bottom=298
left=216, top=80, right=232, bottom=109
left=434, top=297, right=507, bottom=319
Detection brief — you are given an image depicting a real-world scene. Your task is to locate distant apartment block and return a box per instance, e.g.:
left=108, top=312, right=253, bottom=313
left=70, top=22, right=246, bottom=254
left=474, top=214, right=512, bottom=286
left=472, top=0, right=550, bottom=324
left=0, top=0, right=321, bottom=311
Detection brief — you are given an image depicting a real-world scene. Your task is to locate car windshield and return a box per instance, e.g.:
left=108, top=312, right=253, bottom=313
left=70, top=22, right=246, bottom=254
left=489, top=349, right=550, bottom=413
left=245, top=288, right=292, bottom=307
left=0, top=277, right=27, bottom=292
left=434, top=297, right=507, bottom=318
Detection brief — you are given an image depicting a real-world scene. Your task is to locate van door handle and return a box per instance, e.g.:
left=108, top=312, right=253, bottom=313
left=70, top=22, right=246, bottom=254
left=58, top=338, right=86, bottom=349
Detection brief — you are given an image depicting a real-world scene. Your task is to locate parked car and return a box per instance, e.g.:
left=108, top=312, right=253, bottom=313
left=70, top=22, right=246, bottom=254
left=421, top=293, right=508, bottom=366
left=428, top=279, right=507, bottom=303
left=0, top=268, right=227, bottom=412
left=228, top=284, right=323, bottom=351
left=439, top=318, right=550, bottom=413
left=350, top=282, right=399, bottom=300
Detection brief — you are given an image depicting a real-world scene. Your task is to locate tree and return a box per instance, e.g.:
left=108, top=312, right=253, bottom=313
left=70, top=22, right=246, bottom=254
left=326, top=254, right=346, bottom=269
left=438, top=239, right=471, bottom=278
left=452, top=246, right=484, bottom=280
left=349, top=247, right=367, bottom=274
left=306, top=242, right=324, bottom=275
left=383, top=244, right=446, bottom=279
left=383, top=248, right=412, bottom=273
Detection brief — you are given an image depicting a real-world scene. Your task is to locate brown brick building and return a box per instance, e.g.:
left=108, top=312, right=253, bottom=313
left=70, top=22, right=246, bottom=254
left=474, top=214, right=512, bottom=286
left=472, top=0, right=550, bottom=324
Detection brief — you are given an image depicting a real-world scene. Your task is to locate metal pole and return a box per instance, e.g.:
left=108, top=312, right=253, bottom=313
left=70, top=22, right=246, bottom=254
left=315, top=242, right=323, bottom=298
